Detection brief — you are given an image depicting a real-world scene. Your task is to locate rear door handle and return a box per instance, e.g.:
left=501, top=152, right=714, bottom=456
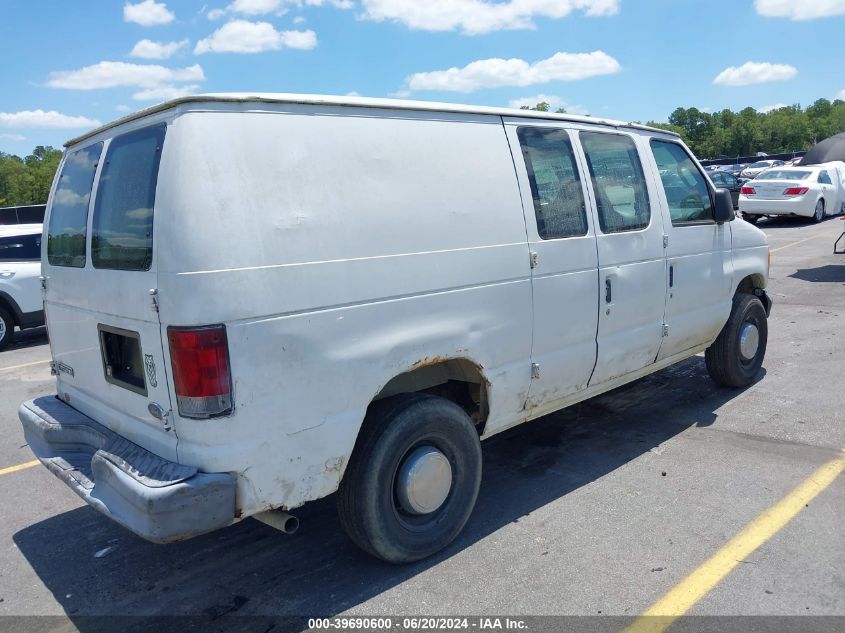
left=605, top=278, right=612, bottom=303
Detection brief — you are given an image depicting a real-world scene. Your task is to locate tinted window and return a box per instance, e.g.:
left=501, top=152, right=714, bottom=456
left=709, top=172, right=725, bottom=186
left=92, top=124, right=166, bottom=271
left=819, top=171, right=833, bottom=184
left=760, top=170, right=811, bottom=181
left=579, top=132, right=650, bottom=233
left=0, top=234, right=41, bottom=261
left=651, top=140, right=714, bottom=224
left=517, top=127, right=588, bottom=239
left=47, top=143, right=102, bottom=267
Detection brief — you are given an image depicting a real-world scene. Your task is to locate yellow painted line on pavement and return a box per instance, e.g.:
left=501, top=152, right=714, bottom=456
left=770, top=234, right=823, bottom=253
left=622, top=454, right=845, bottom=633
left=0, top=359, right=50, bottom=372
left=0, top=459, right=40, bottom=476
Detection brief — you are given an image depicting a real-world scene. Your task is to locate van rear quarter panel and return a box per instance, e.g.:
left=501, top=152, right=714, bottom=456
left=156, top=105, right=533, bottom=514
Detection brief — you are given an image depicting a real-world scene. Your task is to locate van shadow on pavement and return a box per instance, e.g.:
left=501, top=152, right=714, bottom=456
left=13, top=356, right=757, bottom=632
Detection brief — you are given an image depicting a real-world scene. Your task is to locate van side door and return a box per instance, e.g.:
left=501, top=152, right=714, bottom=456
left=503, top=120, right=599, bottom=410
left=575, top=130, right=668, bottom=386
left=647, top=138, right=732, bottom=361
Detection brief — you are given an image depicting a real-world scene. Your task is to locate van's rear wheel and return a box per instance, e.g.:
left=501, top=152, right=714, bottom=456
left=337, top=393, right=482, bottom=563
left=0, top=307, right=14, bottom=351
left=705, top=293, right=767, bottom=388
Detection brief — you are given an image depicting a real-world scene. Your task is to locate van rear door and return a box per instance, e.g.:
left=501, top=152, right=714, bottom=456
left=43, top=123, right=176, bottom=461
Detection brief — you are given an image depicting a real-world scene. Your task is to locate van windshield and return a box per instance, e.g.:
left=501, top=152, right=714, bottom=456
left=92, top=124, right=166, bottom=271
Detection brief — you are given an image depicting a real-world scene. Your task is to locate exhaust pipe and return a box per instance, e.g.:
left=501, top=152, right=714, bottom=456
left=253, top=510, right=299, bottom=535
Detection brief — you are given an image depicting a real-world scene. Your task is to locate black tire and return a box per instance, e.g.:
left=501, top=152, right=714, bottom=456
left=0, top=307, right=14, bottom=351
left=812, top=199, right=824, bottom=224
left=705, top=294, right=767, bottom=388
left=743, top=214, right=759, bottom=225
left=337, top=393, right=482, bottom=563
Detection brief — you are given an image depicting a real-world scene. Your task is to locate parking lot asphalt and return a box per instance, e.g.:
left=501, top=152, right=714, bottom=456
left=0, top=216, right=842, bottom=632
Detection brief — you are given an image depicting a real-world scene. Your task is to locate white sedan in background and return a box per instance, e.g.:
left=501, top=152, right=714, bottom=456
left=739, top=165, right=843, bottom=224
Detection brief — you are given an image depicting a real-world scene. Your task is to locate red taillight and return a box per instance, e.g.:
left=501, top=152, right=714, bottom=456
left=782, top=187, right=809, bottom=196
left=741, top=186, right=756, bottom=195
left=167, top=325, right=232, bottom=418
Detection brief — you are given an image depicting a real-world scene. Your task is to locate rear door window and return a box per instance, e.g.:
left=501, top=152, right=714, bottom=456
left=579, top=132, right=651, bottom=233
left=517, top=127, right=588, bottom=239
left=47, top=143, right=102, bottom=267
left=0, top=234, right=41, bottom=261
left=650, top=140, right=714, bottom=225
left=92, top=124, right=166, bottom=271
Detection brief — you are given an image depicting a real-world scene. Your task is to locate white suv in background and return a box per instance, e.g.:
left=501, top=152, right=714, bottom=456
left=0, top=224, right=44, bottom=350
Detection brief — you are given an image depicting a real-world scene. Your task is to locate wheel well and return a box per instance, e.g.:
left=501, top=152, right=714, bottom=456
left=735, top=274, right=766, bottom=296
left=735, top=274, right=771, bottom=315
left=373, top=358, right=490, bottom=433
left=0, top=295, right=19, bottom=326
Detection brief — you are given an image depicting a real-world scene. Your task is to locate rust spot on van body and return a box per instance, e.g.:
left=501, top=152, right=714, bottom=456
left=410, top=355, right=447, bottom=369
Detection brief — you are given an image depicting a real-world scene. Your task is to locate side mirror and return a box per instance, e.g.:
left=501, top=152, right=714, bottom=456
left=713, top=188, right=735, bottom=223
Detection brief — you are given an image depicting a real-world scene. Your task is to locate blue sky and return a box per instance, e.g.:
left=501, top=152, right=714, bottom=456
left=1, top=0, right=844, bottom=154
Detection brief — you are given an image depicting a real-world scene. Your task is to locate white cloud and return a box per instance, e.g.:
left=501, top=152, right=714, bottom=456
left=388, top=89, right=411, bottom=98
left=0, top=110, right=101, bottom=129
left=293, top=15, right=306, bottom=23
left=208, top=7, right=226, bottom=19
left=359, top=0, right=619, bottom=34
left=124, top=0, right=175, bottom=25
left=757, top=103, right=788, bottom=113
left=229, top=0, right=284, bottom=14
left=0, top=133, right=26, bottom=141
left=46, top=61, right=205, bottom=90
left=754, top=0, right=845, bottom=20
left=115, top=104, right=132, bottom=112
left=133, top=84, right=201, bottom=101
left=713, top=61, right=797, bottom=86
left=130, top=38, right=190, bottom=59
left=195, top=20, right=317, bottom=53
left=508, top=94, right=588, bottom=115
left=407, top=51, right=620, bottom=93
left=346, top=91, right=361, bottom=96
left=837, top=89, right=845, bottom=100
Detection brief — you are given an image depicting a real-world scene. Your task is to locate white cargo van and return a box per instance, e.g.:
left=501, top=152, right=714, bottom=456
left=20, top=94, right=771, bottom=563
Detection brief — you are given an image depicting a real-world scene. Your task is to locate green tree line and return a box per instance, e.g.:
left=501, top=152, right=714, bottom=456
left=0, top=145, right=62, bottom=207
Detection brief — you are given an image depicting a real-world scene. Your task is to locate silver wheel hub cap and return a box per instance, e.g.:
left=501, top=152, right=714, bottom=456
left=396, top=446, right=452, bottom=515
left=0, top=316, right=6, bottom=340
left=739, top=322, right=759, bottom=361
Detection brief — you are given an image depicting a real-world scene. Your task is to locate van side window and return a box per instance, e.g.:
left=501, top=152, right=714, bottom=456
left=579, top=132, right=650, bottom=233
left=92, top=124, right=166, bottom=271
left=47, top=143, right=102, bottom=267
left=0, top=234, right=41, bottom=262
left=650, top=140, right=714, bottom=225
left=517, top=127, right=588, bottom=239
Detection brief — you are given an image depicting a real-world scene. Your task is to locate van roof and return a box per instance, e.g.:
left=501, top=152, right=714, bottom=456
left=65, top=92, right=679, bottom=147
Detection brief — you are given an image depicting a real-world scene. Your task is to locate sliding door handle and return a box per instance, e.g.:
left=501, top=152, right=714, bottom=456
left=669, top=264, right=674, bottom=288
left=605, top=278, right=612, bottom=303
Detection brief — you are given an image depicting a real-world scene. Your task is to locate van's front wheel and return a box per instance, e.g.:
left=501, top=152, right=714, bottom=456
left=705, top=293, right=768, bottom=388
left=337, top=394, right=482, bottom=563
